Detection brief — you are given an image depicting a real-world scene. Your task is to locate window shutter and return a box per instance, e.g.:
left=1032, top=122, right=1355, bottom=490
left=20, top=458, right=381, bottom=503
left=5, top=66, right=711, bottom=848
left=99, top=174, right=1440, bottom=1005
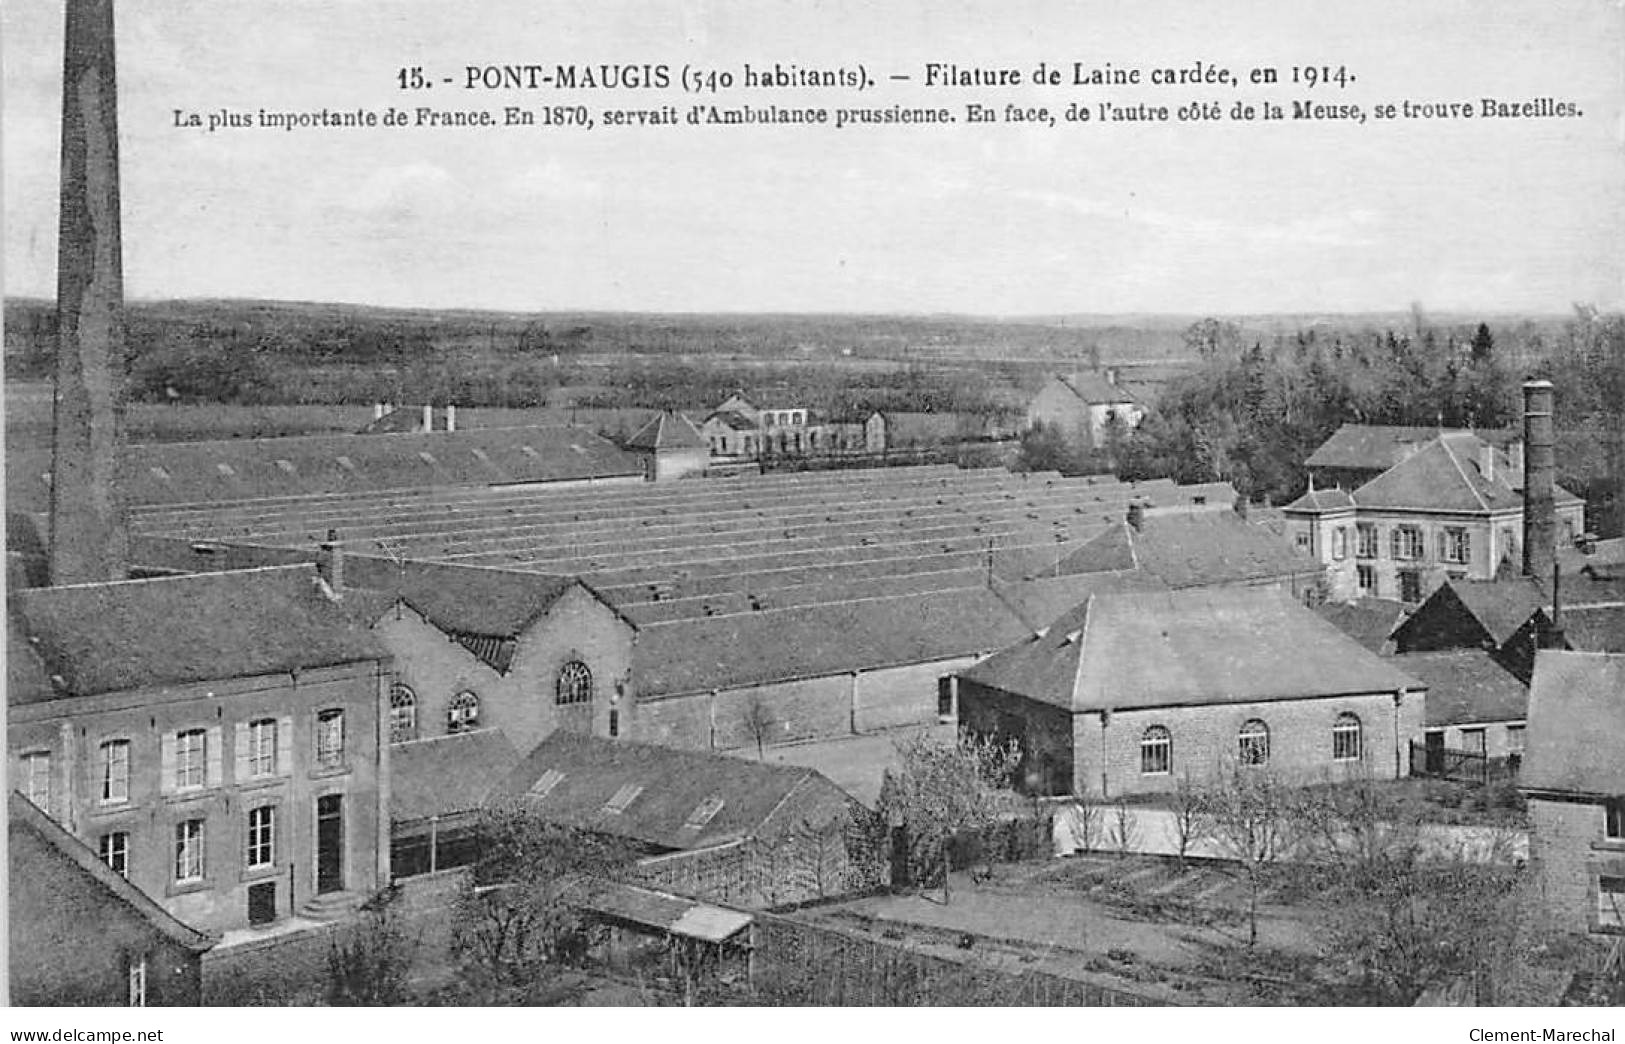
left=1461, top=531, right=1471, bottom=560
left=205, top=726, right=223, bottom=788
left=233, top=722, right=249, bottom=783
left=276, top=716, right=293, bottom=776
left=159, top=734, right=176, bottom=796
left=1437, top=532, right=1447, bottom=561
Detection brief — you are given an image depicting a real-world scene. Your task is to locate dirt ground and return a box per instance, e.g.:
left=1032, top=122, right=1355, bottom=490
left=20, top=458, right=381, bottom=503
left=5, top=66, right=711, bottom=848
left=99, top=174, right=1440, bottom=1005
left=797, top=855, right=1340, bottom=1005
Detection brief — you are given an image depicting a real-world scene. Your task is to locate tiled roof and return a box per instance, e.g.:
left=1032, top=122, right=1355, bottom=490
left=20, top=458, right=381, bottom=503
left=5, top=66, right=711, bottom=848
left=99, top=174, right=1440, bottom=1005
left=633, top=587, right=1032, bottom=698
left=990, top=570, right=1167, bottom=631
left=1395, top=650, right=1528, bottom=727
left=1316, top=598, right=1408, bottom=656
left=1563, top=606, right=1625, bottom=653
left=959, top=586, right=1423, bottom=713
left=489, top=731, right=848, bottom=851
left=625, top=411, right=708, bottom=451
left=382, top=561, right=579, bottom=639
left=579, top=881, right=752, bottom=942
left=1054, top=373, right=1136, bottom=405
left=11, top=565, right=388, bottom=702
left=1055, top=513, right=1323, bottom=589
left=1282, top=486, right=1356, bottom=513
left=10, top=792, right=215, bottom=951
left=703, top=410, right=758, bottom=432
left=1306, top=424, right=1518, bottom=471
left=389, top=729, right=520, bottom=824
left=7, top=426, right=643, bottom=511
left=1440, top=577, right=1547, bottom=647
left=1523, top=651, right=1625, bottom=794
left=1349, top=432, right=1581, bottom=514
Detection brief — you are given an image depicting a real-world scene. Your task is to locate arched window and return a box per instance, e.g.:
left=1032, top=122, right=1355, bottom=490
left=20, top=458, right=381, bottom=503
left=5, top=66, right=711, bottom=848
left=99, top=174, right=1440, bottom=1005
left=1238, top=719, right=1270, bottom=767
left=447, top=691, right=480, bottom=734
left=388, top=684, right=417, bottom=744
left=1140, top=726, right=1172, bottom=775
left=1332, top=712, right=1362, bottom=762
left=556, top=661, right=593, bottom=706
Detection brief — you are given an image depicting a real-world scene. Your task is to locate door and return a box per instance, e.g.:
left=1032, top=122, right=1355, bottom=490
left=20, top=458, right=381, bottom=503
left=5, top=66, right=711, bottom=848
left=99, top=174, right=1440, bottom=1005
left=247, top=881, right=277, bottom=926
left=316, top=794, right=344, bottom=894
left=1424, top=730, right=1445, bottom=775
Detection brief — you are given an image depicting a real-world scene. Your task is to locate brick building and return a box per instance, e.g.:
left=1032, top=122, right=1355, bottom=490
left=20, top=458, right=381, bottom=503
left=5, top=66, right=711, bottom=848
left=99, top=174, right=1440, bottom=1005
left=625, top=410, right=711, bottom=481
left=8, top=566, right=392, bottom=934
left=1522, top=651, right=1625, bottom=935
left=364, top=561, right=637, bottom=755
left=10, top=792, right=213, bottom=1006
left=955, top=586, right=1425, bottom=799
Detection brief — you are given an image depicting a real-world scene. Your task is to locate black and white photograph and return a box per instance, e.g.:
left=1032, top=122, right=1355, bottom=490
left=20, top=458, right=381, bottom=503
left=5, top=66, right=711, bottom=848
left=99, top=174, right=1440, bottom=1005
left=2, top=0, right=1623, bottom=1024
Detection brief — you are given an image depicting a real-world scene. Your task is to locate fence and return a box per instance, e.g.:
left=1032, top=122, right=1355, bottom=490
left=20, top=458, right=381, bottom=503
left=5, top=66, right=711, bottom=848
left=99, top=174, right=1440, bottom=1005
left=1408, top=740, right=1520, bottom=786
left=748, top=912, right=1164, bottom=1006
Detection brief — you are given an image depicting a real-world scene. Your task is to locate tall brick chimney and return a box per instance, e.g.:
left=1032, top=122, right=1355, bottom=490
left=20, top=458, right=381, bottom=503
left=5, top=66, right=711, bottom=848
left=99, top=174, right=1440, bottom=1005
left=49, top=0, right=129, bottom=585
left=1521, top=380, right=1556, bottom=584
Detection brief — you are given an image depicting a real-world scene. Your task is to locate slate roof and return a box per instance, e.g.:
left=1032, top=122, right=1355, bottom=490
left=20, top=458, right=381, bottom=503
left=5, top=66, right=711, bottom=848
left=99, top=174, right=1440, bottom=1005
left=489, top=731, right=848, bottom=851
left=1316, top=598, right=1409, bottom=656
left=1349, top=432, right=1581, bottom=514
left=1395, top=650, right=1529, bottom=727
left=1522, top=651, right=1625, bottom=795
left=1282, top=486, right=1357, bottom=513
left=10, top=565, right=388, bottom=702
left=1054, top=372, right=1136, bottom=405
left=579, top=880, right=752, bottom=942
left=1563, top=606, right=1625, bottom=653
left=625, top=411, right=708, bottom=451
left=990, top=570, right=1167, bottom=631
left=389, top=729, right=521, bottom=825
left=7, top=426, right=642, bottom=511
left=1436, top=577, right=1548, bottom=647
left=1054, top=512, right=1323, bottom=589
left=958, top=586, right=1423, bottom=713
left=703, top=410, right=758, bottom=432
left=633, top=587, right=1032, bottom=698
left=10, top=792, right=215, bottom=951
left=1306, top=424, right=1518, bottom=472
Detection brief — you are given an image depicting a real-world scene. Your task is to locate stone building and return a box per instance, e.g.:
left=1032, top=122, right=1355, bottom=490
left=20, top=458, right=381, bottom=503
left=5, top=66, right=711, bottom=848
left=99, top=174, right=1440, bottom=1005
left=9, top=792, right=214, bottom=1006
left=1522, top=650, right=1625, bottom=935
left=625, top=410, right=711, bottom=481
left=8, top=565, right=392, bottom=934
left=955, top=586, right=1425, bottom=799
left=1025, top=371, right=1144, bottom=449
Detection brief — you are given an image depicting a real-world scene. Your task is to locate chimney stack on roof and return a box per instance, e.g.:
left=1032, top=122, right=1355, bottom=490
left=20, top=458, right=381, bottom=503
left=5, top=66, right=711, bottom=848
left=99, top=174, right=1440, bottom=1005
left=318, top=528, right=344, bottom=595
left=1479, top=440, right=1495, bottom=484
left=1508, top=440, right=1524, bottom=481
left=1522, top=380, right=1557, bottom=585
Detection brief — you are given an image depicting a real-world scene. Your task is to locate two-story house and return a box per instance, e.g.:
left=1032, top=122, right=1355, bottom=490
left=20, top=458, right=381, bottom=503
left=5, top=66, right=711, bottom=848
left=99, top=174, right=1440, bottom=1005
left=8, top=565, right=391, bottom=934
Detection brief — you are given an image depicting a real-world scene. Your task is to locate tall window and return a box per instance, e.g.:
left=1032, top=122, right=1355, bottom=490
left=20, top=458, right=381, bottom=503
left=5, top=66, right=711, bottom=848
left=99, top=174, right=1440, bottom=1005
left=1399, top=569, right=1424, bottom=604
left=99, top=740, right=130, bottom=803
left=1600, top=876, right=1625, bottom=929
left=127, top=957, right=147, bottom=1007
left=1440, top=527, right=1471, bottom=565
left=1238, top=719, right=1270, bottom=767
left=1606, top=797, right=1625, bottom=842
left=246, top=806, right=275, bottom=868
left=447, top=691, right=481, bottom=734
left=22, top=751, right=52, bottom=809
left=1140, top=726, right=1172, bottom=775
left=315, top=709, right=345, bottom=769
left=556, top=661, right=593, bottom=706
left=1356, top=564, right=1378, bottom=596
left=99, top=832, right=130, bottom=878
left=175, top=728, right=206, bottom=791
left=1391, top=525, right=1424, bottom=561
left=247, top=718, right=277, bottom=778
left=1332, top=713, right=1362, bottom=762
left=1356, top=523, right=1378, bottom=560
left=389, top=684, right=418, bottom=744
left=174, top=819, right=205, bottom=882
left=1331, top=527, right=1349, bottom=561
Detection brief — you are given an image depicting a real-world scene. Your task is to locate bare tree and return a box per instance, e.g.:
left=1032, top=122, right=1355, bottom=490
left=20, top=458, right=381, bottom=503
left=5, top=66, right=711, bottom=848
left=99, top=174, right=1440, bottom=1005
left=1107, top=799, right=1141, bottom=858
left=877, top=729, right=1021, bottom=904
left=1168, top=772, right=1206, bottom=870
left=326, top=884, right=419, bottom=1006
left=741, top=694, right=775, bottom=761
left=1196, top=767, right=1300, bottom=948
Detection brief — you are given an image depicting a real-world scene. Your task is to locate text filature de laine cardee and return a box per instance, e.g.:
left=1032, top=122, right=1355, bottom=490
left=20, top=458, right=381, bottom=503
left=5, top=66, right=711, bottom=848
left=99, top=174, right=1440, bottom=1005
left=172, top=57, right=1583, bottom=136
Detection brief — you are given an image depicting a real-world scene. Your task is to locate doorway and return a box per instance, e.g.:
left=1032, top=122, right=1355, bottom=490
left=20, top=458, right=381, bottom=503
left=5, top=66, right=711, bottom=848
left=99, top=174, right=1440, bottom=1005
left=316, top=794, right=344, bottom=894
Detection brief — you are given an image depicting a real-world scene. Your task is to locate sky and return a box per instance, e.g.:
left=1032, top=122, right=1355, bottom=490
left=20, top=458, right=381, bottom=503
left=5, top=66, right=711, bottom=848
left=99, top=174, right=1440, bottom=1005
left=3, top=0, right=1622, bottom=316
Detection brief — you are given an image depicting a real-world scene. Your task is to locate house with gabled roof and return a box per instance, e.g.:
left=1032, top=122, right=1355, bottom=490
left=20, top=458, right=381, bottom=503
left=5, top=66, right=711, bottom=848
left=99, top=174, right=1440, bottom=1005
left=8, top=565, right=392, bottom=934
left=1285, top=430, right=1586, bottom=604
left=625, top=410, right=711, bottom=481
left=1304, top=423, right=1522, bottom=491
left=10, top=791, right=215, bottom=1006
left=1522, top=651, right=1625, bottom=935
left=1025, top=371, right=1143, bottom=449
left=364, top=560, right=636, bottom=756
left=955, top=586, right=1426, bottom=798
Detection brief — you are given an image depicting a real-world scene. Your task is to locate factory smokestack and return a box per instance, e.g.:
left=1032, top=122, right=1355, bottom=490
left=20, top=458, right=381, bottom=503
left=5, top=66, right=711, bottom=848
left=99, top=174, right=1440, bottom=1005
left=1521, top=380, right=1556, bottom=585
left=49, top=0, right=129, bottom=585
